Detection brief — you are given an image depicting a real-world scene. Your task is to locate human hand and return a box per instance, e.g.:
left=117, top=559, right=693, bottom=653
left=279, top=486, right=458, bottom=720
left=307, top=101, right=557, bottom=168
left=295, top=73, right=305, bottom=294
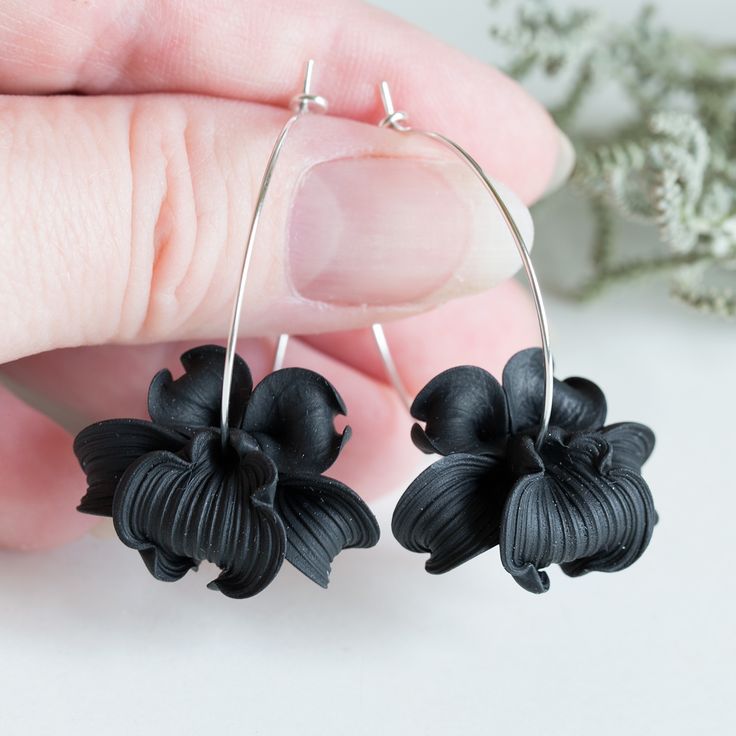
left=0, top=0, right=570, bottom=549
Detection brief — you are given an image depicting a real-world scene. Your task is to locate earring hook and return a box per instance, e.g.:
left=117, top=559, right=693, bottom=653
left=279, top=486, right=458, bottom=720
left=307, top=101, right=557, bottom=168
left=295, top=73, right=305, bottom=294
left=220, top=60, right=327, bottom=450
left=373, top=81, right=555, bottom=449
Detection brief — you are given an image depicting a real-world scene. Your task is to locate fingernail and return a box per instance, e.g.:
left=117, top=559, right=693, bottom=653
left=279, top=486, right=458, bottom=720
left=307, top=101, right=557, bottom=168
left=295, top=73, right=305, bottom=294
left=541, top=128, right=576, bottom=197
left=287, top=157, right=534, bottom=306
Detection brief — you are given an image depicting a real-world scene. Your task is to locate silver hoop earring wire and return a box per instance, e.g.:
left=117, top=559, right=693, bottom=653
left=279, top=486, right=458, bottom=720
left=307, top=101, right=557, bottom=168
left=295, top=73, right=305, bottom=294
left=372, top=81, right=554, bottom=449
left=220, top=60, right=328, bottom=449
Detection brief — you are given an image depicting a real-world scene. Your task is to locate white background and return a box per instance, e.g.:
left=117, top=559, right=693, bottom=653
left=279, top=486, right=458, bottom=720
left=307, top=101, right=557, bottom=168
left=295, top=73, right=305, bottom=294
left=1, top=1, right=734, bottom=735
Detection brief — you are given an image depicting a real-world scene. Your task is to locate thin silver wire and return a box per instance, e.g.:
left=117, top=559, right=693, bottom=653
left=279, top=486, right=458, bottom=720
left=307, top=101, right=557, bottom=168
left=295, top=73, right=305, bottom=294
left=272, top=333, right=290, bottom=372
left=374, top=81, right=555, bottom=448
left=220, top=60, right=327, bottom=449
left=372, top=323, right=412, bottom=409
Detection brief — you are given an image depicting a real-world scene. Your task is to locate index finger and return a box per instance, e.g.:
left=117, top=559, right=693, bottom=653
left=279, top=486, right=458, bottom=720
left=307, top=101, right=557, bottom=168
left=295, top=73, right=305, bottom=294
left=0, top=0, right=561, bottom=202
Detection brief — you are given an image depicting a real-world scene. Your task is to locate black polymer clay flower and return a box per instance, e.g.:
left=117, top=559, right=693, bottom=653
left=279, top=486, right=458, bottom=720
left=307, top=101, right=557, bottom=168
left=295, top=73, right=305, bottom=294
left=392, top=348, right=657, bottom=593
left=74, top=345, right=379, bottom=598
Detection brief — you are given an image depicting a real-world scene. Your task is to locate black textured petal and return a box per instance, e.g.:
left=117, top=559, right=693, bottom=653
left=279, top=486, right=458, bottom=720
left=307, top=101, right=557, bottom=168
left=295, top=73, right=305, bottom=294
left=392, top=453, right=505, bottom=574
left=148, top=345, right=252, bottom=430
left=560, top=468, right=656, bottom=579
left=275, top=474, right=380, bottom=588
left=74, top=419, right=187, bottom=516
left=503, top=348, right=607, bottom=434
left=113, top=429, right=286, bottom=598
left=410, top=366, right=509, bottom=456
left=500, top=432, right=656, bottom=593
left=242, top=368, right=349, bottom=475
left=602, top=422, right=655, bottom=471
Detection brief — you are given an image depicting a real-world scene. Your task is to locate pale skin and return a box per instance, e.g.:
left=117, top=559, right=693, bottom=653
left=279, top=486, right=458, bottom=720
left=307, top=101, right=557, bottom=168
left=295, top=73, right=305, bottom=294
left=0, top=0, right=562, bottom=550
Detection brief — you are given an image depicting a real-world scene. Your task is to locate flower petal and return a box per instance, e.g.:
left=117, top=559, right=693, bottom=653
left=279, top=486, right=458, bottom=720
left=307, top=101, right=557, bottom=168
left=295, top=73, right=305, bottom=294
left=500, top=432, right=656, bottom=593
left=274, top=474, right=380, bottom=588
left=242, top=368, right=349, bottom=475
left=392, top=453, right=505, bottom=574
left=503, top=348, right=607, bottom=433
left=561, top=468, right=656, bottom=578
left=74, top=419, right=187, bottom=516
left=602, top=422, right=655, bottom=471
left=113, top=430, right=286, bottom=598
left=410, top=366, right=509, bottom=456
left=147, top=345, right=252, bottom=430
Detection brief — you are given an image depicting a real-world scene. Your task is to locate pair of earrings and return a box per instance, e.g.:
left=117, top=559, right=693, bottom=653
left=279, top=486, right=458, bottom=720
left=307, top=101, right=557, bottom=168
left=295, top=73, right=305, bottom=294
left=74, top=62, right=657, bottom=598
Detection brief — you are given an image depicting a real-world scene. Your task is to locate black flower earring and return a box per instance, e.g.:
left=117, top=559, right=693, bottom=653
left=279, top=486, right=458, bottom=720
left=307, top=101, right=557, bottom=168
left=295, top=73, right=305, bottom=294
left=374, top=82, right=657, bottom=594
left=73, top=62, right=379, bottom=598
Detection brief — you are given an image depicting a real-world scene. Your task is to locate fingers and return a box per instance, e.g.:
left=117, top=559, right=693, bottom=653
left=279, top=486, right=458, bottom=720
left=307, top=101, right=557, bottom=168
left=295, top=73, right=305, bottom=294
left=304, top=280, right=541, bottom=394
left=1, top=338, right=416, bottom=549
left=4, top=337, right=416, bottom=494
left=0, top=0, right=561, bottom=202
left=0, top=94, right=534, bottom=363
left=0, top=283, right=536, bottom=550
left=0, top=384, right=97, bottom=549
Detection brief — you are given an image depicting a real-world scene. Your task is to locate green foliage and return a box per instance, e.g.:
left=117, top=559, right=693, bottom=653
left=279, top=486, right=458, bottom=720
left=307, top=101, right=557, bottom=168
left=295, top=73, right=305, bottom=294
left=491, top=0, right=736, bottom=317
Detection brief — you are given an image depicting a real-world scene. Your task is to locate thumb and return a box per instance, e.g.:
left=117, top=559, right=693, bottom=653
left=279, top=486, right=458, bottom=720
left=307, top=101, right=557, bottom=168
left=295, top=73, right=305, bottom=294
left=0, top=93, right=537, bottom=363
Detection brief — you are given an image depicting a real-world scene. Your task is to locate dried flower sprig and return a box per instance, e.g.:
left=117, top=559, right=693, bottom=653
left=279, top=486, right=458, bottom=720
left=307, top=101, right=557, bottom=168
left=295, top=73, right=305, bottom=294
left=490, top=0, right=736, bottom=317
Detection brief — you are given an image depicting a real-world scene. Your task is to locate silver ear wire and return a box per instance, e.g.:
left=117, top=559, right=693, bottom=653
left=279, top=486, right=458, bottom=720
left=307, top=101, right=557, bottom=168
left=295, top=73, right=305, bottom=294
left=220, top=60, right=327, bottom=449
left=378, top=81, right=410, bottom=131
left=373, top=81, right=555, bottom=448
left=290, top=59, right=329, bottom=114
left=372, top=323, right=412, bottom=410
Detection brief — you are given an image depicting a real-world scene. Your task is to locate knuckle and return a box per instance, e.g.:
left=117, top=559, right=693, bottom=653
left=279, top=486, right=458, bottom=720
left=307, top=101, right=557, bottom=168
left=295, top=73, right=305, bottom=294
left=125, top=97, right=237, bottom=341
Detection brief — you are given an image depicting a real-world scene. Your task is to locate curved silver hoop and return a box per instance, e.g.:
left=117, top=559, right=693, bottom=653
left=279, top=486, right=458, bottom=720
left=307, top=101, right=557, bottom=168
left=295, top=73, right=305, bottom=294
left=220, top=60, right=326, bottom=449
left=373, top=81, right=555, bottom=448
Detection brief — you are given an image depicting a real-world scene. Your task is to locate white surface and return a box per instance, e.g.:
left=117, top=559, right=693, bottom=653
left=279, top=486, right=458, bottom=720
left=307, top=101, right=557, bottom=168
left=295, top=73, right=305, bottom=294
left=4, top=285, right=734, bottom=736
left=2, top=2, right=734, bottom=735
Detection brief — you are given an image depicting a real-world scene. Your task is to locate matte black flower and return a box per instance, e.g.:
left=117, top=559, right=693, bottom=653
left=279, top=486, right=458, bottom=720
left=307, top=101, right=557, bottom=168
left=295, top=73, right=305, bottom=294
left=392, top=348, right=657, bottom=593
left=74, top=345, right=379, bottom=598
